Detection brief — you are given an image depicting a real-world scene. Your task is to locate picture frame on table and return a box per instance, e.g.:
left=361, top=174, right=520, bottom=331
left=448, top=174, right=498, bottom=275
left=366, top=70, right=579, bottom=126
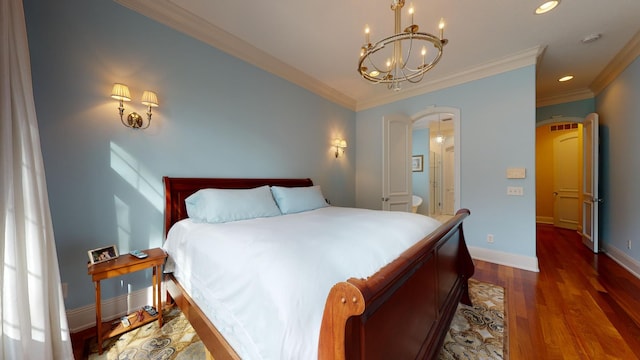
left=412, top=155, right=424, bottom=172
left=88, top=245, right=119, bottom=265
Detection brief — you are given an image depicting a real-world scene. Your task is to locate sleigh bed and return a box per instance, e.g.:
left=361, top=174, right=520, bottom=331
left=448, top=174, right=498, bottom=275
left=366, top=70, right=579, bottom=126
left=162, top=176, right=474, bottom=360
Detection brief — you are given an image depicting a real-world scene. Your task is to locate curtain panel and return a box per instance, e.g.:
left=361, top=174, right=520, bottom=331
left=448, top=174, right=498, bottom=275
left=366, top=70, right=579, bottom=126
left=1, top=0, right=73, bottom=358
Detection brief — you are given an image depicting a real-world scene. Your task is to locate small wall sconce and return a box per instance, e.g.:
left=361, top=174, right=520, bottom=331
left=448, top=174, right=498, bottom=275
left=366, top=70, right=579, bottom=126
left=110, top=83, right=159, bottom=129
left=333, top=138, right=348, bottom=158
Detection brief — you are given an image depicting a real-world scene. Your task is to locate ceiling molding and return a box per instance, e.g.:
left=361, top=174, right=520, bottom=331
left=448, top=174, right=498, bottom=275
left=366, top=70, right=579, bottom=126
left=116, top=0, right=630, bottom=113
left=355, top=46, right=544, bottom=111
left=536, top=31, right=640, bottom=107
left=114, top=0, right=357, bottom=110
left=590, top=30, right=640, bottom=97
left=536, top=88, right=595, bottom=108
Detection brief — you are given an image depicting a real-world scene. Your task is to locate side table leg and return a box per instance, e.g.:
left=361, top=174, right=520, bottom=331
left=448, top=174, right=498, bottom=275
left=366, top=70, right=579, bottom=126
left=95, top=280, right=103, bottom=354
left=154, top=265, right=163, bottom=327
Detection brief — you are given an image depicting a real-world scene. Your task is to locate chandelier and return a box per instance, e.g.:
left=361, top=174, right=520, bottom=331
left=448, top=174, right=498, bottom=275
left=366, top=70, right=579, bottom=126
left=358, top=0, right=448, bottom=91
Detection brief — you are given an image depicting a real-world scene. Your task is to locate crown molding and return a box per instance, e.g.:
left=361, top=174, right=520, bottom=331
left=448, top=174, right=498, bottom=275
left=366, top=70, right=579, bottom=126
left=536, top=88, right=595, bottom=107
left=355, top=46, right=544, bottom=111
left=120, top=0, right=621, bottom=113
left=590, top=30, right=640, bottom=96
left=114, top=0, right=357, bottom=110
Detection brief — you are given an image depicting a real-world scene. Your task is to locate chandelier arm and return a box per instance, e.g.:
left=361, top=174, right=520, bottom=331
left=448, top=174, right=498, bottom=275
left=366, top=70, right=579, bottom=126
left=358, top=26, right=447, bottom=84
left=400, top=34, right=415, bottom=72
left=358, top=32, right=445, bottom=84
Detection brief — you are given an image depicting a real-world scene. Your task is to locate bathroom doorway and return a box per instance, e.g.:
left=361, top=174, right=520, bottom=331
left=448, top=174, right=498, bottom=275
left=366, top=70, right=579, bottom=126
left=412, top=107, right=460, bottom=221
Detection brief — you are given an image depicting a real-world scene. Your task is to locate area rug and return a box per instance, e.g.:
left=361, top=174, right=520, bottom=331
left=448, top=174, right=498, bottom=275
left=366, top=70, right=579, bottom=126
left=438, top=278, right=507, bottom=360
left=87, top=307, right=205, bottom=360
left=87, top=279, right=505, bottom=359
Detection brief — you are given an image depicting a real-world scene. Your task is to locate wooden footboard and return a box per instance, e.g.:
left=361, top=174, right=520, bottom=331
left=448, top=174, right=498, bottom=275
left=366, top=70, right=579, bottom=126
left=163, top=177, right=474, bottom=360
left=318, top=209, right=473, bottom=360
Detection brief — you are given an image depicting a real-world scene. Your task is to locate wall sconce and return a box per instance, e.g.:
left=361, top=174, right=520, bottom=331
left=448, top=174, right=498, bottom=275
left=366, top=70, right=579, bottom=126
left=333, top=138, right=347, bottom=158
left=110, top=83, right=159, bottom=129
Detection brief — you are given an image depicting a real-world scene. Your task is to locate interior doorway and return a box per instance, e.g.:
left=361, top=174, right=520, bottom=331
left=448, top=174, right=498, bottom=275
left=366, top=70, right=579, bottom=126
left=535, top=119, right=583, bottom=232
left=412, top=107, right=460, bottom=221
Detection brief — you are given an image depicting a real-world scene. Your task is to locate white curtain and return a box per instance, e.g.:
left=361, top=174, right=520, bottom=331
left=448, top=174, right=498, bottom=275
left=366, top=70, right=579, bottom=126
left=1, top=0, right=74, bottom=359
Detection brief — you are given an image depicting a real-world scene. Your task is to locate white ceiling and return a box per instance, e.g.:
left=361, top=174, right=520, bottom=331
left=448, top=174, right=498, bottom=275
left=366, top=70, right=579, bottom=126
left=116, top=0, right=640, bottom=111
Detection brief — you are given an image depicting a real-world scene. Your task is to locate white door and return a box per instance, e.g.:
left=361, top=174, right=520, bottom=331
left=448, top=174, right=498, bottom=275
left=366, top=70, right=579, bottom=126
left=581, top=113, right=600, bottom=252
left=382, top=114, right=412, bottom=211
left=553, top=132, right=580, bottom=230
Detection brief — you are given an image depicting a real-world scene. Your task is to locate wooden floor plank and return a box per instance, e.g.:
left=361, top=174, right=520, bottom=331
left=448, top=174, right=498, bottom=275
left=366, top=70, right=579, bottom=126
left=473, top=224, right=640, bottom=359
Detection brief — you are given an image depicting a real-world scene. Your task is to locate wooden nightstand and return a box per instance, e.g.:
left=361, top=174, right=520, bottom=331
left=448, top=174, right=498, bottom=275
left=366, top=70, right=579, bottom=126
left=87, top=248, right=167, bottom=354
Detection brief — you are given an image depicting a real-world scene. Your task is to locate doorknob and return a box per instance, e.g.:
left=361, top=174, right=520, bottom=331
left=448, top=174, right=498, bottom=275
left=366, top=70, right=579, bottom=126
left=553, top=192, right=558, bottom=196
left=593, top=198, right=603, bottom=203
left=381, top=197, right=389, bottom=202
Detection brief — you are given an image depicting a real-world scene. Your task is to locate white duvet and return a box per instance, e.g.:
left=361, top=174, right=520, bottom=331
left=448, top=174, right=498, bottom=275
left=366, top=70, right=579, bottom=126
left=163, top=206, right=441, bottom=360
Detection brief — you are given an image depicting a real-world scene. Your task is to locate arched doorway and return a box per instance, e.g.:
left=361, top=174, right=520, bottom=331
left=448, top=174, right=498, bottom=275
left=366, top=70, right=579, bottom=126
left=412, top=107, right=460, bottom=220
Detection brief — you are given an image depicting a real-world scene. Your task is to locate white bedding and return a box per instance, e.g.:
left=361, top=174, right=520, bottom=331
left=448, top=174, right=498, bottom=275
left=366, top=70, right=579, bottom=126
left=163, top=206, right=441, bottom=360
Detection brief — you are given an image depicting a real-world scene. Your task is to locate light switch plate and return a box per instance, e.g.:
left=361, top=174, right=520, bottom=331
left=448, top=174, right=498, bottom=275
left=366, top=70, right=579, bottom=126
left=506, top=167, right=526, bottom=179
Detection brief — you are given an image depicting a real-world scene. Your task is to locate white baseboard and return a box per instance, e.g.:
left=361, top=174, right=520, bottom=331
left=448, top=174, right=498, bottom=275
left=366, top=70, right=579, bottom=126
left=602, top=244, right=640, bottom=280
left=469, top=246, right=540, bottom=272
left=67, top=286, right=157, bottom=333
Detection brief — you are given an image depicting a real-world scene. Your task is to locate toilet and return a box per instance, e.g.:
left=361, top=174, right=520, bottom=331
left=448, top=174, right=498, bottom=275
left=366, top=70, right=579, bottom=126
left=411, top=195, right=423, bottom=213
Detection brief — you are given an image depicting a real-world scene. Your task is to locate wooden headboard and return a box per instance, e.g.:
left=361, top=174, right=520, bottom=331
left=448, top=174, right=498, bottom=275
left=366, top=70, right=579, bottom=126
left=162, top=177, right=314, bottom=237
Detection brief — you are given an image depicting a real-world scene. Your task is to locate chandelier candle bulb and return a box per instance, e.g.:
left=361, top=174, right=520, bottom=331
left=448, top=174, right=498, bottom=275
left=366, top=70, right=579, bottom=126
left=439, top=18, right=445, bottom=39
left=409, top=4, right=414, bottom=24
left=365, top=25, right=370, bottom=45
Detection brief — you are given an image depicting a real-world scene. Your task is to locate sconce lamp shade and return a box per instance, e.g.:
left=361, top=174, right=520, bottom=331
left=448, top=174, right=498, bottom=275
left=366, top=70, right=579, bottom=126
left=111, top=83, right=131, bottom=102
left=333, top=138, right=347, bottom=149
left=333, top=138, right=348, bottom=158
left=141, top=91, right=159, bottom=107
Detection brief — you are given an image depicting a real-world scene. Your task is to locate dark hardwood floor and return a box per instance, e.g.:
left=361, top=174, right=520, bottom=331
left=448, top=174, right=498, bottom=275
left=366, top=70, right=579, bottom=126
left=473, top=224, right=640, bottom=359
left=71, top=224, right=640, bottom=359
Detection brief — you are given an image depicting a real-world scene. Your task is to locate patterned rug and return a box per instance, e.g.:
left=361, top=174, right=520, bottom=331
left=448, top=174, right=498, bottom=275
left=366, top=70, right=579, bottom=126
left=87, top=279, right=505, bottom=359
left=87, top=307, right=205, bottom=360
left=439, top=278, right=507, bottom=360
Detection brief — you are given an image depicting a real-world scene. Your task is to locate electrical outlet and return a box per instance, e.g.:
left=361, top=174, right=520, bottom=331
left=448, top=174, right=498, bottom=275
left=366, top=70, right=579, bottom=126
left=487, top=234, right=494, bottom=243
left=62, top=282, right=68, bottom=299
left=507, top=186, right=524, bottom=196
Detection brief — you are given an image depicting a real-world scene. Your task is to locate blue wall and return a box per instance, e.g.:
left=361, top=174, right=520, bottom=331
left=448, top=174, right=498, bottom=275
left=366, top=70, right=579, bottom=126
left=24, top=0, right=355, bottom=309
left=536, top=98, right=595, bottom=122
left=356, top=66, right=537, bottom=261
left=596, top=56, right=640, bottom=262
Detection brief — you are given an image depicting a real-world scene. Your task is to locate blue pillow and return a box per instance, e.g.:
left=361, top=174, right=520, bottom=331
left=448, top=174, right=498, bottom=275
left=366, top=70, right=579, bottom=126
left=185, top=185, right=281, bottom=223
left=270, top=185, right=328, bottom=214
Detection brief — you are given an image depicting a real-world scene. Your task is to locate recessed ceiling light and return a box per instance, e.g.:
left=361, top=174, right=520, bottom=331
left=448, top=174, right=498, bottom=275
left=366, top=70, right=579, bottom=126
left=535, top=1, right=560, bottom=15
left=558, top=75, right=574, bottom=82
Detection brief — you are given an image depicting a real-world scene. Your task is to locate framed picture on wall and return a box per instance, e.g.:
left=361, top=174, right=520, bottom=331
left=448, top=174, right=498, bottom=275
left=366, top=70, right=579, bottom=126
left=412, top=155, right=424, bottom=172
left=88, top=245, right=119, bottom=265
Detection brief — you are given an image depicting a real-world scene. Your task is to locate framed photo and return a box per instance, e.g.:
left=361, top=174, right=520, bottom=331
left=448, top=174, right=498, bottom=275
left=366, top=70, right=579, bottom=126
left=412, top=155, right=424, bottom=172
left=88, top=245, right=119, bottom=265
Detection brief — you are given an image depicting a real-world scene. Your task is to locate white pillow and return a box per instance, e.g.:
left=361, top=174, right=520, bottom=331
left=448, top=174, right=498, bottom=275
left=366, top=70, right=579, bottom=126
left=270, top=185, right=328, bottom=214
left=185, top=185, right=281, bottom=223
